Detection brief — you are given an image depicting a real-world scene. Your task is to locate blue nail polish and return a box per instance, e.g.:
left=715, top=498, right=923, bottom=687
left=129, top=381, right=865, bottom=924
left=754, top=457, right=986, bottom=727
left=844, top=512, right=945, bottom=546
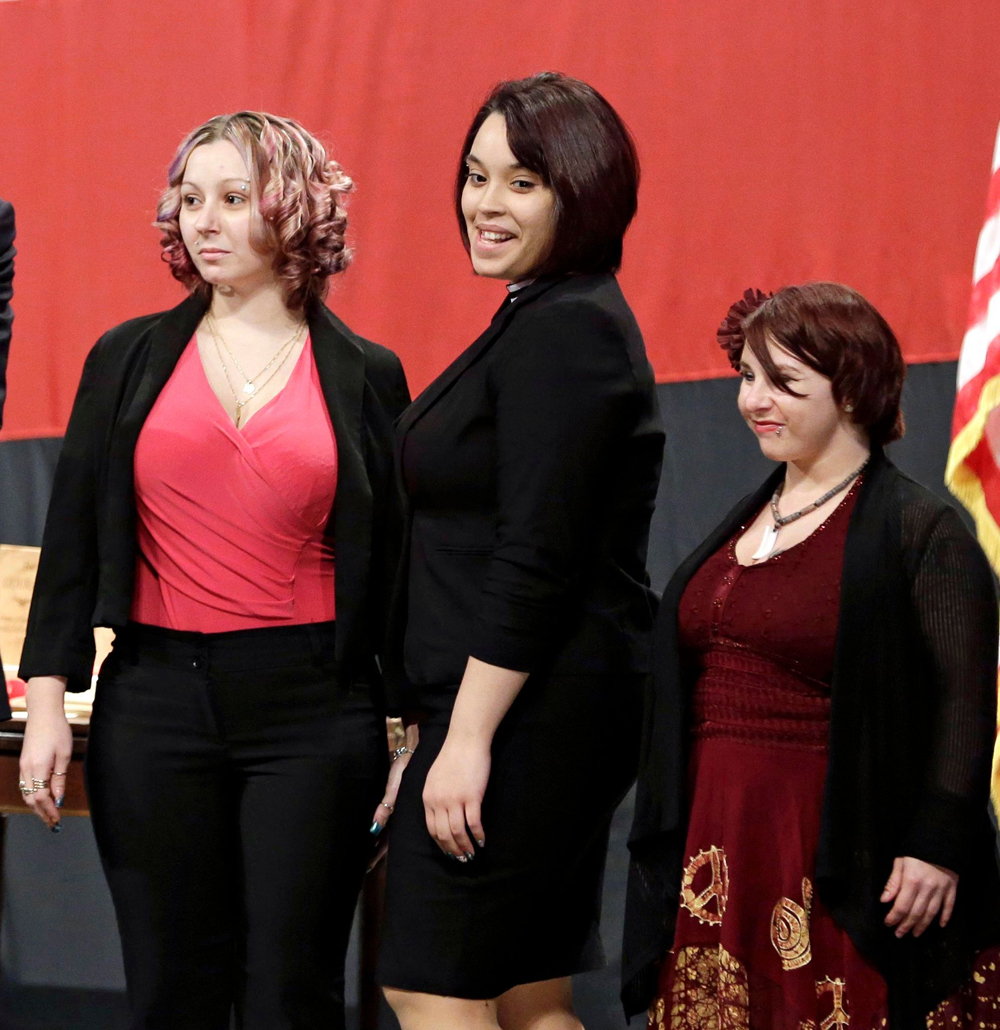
left=51, top=824, right=62, bottom=834
left=370, top=822, right=382, bottom=836
left=476, top=839, right=485, bottom=848
left=55, top=797, right=64, bottom=809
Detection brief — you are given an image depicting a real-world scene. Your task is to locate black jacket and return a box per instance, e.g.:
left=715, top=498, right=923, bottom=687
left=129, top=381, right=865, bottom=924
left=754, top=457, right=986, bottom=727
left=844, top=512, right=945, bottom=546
left=0, top=199, right=14, bottom=430
left=623, top=450, right=1000, bottom=1026
left=19, top=293, right=411, bottom=704
left=394, top=273, right=664, bottom=688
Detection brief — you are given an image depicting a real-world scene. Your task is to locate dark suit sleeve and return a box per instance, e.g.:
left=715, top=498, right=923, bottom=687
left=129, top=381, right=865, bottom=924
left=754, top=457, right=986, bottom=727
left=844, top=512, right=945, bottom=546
left=901, top=506, right=999, bottom=872
left=0, top=201, right=15, bottom=430
left=469, top=298, right=635, bottom=673
left=19, top=340, right=109, bottom=691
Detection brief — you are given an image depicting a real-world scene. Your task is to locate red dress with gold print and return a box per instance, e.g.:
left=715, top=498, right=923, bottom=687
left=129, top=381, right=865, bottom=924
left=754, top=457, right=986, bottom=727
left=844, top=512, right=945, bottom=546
left=647, top=482, right=1000, bottom=1030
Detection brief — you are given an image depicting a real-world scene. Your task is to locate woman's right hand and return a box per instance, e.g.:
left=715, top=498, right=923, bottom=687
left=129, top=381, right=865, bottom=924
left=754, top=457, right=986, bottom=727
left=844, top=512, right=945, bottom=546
left=19, top=676, right=72, bottom=831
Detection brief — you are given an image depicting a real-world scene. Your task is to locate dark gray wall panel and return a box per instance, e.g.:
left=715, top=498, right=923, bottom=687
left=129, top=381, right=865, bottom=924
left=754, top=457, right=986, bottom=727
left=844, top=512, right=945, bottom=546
left=0, top=437, right=61, bottom=547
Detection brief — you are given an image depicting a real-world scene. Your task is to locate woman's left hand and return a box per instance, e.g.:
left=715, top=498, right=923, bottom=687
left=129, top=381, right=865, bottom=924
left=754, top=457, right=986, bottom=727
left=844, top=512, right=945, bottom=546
left=881, top=855, right=959, bottom=937
left=422, top=736, right=491, bottom=861
left=370, top=720, right=419, bottom=837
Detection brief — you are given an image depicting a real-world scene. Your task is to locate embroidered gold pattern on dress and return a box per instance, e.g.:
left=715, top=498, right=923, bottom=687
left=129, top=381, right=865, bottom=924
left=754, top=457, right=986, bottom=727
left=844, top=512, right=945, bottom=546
left=646, top=996, right=665, bottom=1030
left=924, top=953, right=1000, bottom=1028
left=680, top=846, right=730, bottom=926
left=771, top=877, right=814, bottom=970
left=815, top=977, right=849, bottom=1029
left=669, top=945, right=750, bottom=1029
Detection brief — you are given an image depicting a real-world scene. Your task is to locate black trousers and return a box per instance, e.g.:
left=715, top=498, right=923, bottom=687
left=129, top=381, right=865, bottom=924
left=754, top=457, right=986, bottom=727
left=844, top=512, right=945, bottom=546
left=86, top=621, right=386, bottom=1030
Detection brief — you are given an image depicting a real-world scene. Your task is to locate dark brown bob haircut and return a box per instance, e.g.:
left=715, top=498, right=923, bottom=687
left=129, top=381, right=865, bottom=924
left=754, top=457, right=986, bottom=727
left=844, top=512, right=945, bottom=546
left=455, top=72, right=639, bottom=277
left=723, top=282, right=906, bottom=446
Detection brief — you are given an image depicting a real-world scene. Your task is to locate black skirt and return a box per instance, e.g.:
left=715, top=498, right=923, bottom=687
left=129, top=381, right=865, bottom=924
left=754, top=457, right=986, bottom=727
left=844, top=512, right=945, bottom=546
left=377, top=671, right=643, bottom=998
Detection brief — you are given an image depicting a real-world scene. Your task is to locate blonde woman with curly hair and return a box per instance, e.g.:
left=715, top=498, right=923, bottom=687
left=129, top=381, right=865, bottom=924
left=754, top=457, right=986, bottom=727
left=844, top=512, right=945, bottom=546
left=17, top=111, right=410, bottom=1030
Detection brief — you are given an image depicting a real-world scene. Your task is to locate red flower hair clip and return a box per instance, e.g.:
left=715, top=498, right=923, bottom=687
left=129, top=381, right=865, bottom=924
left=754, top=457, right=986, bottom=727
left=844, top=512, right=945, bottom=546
left=717, top=288, right=773, bottom=362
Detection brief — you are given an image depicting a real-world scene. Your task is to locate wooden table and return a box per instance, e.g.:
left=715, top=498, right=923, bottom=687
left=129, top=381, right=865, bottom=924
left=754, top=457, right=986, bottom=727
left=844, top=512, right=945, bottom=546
left=0, top=716, right=387, bottom=1029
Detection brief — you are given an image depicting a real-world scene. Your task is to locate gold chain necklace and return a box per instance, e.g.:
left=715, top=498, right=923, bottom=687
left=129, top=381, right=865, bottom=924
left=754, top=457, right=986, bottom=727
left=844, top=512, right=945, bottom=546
left=205, top=312, right=305, bottom=398
left=207, top=319, right=306, bottom=429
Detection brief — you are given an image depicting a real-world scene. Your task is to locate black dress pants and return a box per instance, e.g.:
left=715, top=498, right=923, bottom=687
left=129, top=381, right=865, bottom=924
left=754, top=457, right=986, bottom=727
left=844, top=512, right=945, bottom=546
left=86, top=621, right=385, bottom=1030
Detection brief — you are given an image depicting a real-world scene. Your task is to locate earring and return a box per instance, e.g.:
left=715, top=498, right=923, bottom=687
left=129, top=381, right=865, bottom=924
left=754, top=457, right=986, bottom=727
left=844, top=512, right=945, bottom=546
left=844, top=403, right=854, bottom=413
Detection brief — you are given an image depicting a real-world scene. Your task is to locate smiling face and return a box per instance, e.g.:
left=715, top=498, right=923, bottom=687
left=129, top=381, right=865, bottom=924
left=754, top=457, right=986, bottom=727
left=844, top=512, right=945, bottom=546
left=738, top=338, right=857, bottom=464
left=178, top=139, right=275, bottom=294
left=460, top=112, right=556, bottom=282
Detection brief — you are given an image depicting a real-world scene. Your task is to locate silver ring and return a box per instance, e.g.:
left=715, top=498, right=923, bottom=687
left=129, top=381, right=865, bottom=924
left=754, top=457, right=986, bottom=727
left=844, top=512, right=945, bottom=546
left=380, top=802, right=394, bottom=813
left=32, top=779, right=50, bottom=789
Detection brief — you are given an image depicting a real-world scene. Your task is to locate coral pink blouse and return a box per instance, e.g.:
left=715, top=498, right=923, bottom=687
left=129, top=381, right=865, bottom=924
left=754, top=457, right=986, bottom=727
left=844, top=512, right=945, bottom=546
left=131, top=335, right=338, bottom=632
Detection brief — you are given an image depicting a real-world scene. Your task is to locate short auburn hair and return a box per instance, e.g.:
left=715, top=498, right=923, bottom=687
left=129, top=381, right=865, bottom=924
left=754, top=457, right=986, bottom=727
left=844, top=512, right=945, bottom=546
left=455, top=72, right=639, bottom=277
left=723, top=282, right=906, bottom=445
left=155, top=111, right=353, bottom=310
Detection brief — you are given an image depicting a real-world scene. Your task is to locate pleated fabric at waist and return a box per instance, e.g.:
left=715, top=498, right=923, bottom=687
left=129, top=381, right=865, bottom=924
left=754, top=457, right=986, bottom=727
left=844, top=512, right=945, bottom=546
left=690, top=641, right=831, bottom=752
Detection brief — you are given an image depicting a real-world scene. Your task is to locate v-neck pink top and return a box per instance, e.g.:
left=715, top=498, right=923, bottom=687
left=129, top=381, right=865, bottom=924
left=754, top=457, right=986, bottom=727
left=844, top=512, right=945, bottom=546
left=130, top=335, right=338, bottom=632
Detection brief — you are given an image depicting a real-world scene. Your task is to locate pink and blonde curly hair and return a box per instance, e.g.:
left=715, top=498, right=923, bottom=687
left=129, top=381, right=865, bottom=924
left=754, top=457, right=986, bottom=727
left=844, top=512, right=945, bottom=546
left=155, top=111, right=353, bottom=310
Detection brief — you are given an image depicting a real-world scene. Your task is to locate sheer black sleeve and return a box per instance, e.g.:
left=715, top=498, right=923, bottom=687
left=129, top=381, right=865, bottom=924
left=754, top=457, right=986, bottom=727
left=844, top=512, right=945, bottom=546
left=902, top=504, right=999, bottom=872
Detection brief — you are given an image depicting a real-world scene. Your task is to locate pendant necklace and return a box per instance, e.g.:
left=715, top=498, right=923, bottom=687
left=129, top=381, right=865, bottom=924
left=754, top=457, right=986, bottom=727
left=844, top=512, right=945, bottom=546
left=750, top=457, right=869, bottom=562
left=207, top=313, right=304, bottom=426
left=206, top=312, right=304, bottom=396
left=205, top=314, right=306, bottom=428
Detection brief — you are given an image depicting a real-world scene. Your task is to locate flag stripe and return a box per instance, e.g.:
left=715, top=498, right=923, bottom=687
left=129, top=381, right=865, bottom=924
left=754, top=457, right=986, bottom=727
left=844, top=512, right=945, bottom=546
left=946, top=118, right=1000, bottom=812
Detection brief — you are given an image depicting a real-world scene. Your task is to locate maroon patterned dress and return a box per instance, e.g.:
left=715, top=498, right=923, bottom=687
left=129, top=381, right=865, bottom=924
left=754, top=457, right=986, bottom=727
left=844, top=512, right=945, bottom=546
left=647, top=482, right=1000, bottom=1029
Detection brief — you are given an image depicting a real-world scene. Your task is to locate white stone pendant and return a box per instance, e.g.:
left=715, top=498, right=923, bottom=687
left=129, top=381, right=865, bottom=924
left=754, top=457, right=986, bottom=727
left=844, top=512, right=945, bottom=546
left=243, top=382, right=256, bottom=395
left=751, top=523, right=779, bottom=562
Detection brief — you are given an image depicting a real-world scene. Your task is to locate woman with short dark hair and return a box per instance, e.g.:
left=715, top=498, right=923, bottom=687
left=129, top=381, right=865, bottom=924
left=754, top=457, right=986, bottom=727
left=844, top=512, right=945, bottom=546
left=378, top=73, right=665, bottom=1029
left=623, top=283, right=1000, bottom=1028
left=18, top=111, right=410, bottom=1030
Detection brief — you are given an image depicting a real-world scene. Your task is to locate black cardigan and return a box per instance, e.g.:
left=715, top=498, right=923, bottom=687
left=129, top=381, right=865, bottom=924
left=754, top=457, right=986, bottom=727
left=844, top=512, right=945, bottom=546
left=19, top=293, right=411, bottom=705
left=623, top=450, right=1000, bottom=1027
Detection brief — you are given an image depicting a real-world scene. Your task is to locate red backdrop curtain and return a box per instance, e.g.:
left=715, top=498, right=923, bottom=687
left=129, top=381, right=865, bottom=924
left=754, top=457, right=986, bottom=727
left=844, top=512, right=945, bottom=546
left=1, top=0, right=999, bottom=439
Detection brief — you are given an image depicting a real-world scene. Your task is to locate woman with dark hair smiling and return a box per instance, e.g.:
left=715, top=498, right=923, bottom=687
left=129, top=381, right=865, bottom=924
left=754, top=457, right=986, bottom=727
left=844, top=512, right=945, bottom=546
left=623, top=284, right=1000, bottom=1028
left=378, top=73, right=665, bottom=1029
left=17, top=111, right=410, bottom=1030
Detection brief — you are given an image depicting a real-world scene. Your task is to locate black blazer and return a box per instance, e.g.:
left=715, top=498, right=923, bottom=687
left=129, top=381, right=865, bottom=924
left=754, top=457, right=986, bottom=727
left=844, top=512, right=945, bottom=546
left=623, top=450, right=1000, bottom=1026
left=0, top=199, right=15, bottom=430
left=395, top=273, right=664, bottom=688
left=19, top=293, right=411, bottom=703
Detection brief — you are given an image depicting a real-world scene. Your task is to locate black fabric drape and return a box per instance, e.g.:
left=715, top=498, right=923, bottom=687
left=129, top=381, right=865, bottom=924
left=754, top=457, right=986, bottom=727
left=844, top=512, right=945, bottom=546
left=0, top=199, right=14, bottom=432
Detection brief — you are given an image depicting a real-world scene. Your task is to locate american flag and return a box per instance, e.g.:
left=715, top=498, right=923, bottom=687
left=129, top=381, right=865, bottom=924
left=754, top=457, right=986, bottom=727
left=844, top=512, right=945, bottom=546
left=946, top=120, right=1000, bottom=805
